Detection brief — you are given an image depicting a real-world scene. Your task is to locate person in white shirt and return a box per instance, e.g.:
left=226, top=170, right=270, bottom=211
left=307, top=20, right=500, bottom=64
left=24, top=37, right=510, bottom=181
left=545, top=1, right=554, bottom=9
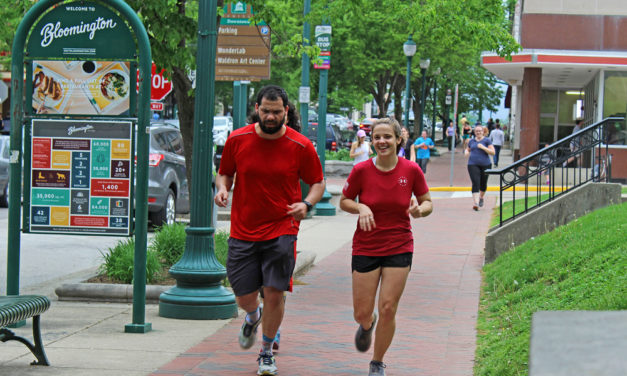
left=350, top=129, right=371, bottom=165
left=489, top=122, right=505, bottom=167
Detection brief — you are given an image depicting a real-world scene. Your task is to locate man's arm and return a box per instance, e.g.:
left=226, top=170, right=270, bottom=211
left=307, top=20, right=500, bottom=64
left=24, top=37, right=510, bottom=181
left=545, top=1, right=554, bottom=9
left=214, top=173, right=234, bottom=207
left=286, top=180, right=325, bottom=220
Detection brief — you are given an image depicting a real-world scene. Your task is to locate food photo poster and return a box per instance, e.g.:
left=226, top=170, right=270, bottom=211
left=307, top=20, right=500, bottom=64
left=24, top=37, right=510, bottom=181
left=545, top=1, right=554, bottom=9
left=32, top=60, right=131, bottom=116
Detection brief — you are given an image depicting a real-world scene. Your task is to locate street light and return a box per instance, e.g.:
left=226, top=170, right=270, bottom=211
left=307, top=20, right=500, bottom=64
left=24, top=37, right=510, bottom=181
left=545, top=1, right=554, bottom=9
left=431, top=67, right=441, bottom=141
left=418, top=58, right=430, bottom=135
left=403, top=35, right=416, bottom=129
left=430, top=67, right=441, bottom=156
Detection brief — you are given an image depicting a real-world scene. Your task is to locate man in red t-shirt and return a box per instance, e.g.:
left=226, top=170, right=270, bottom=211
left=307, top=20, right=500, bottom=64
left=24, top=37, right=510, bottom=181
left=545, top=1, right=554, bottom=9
left=215, top=85, right=324, bottom=376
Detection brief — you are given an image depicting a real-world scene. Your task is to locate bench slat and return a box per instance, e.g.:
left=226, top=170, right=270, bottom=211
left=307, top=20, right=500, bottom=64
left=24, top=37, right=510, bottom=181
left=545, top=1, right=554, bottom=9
left=0, top=296, right=51, bottom=328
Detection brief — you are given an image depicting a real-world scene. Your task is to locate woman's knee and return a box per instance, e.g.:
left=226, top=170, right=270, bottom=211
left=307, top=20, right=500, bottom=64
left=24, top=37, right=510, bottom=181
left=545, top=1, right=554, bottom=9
left=378, top=299, right=399, bottom=322
left=354, top=306, right=375, bottom=323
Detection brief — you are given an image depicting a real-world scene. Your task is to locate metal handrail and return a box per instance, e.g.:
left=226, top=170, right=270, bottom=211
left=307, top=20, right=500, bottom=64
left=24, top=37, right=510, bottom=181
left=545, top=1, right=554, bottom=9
left=487, top=117, right=620, bottom=227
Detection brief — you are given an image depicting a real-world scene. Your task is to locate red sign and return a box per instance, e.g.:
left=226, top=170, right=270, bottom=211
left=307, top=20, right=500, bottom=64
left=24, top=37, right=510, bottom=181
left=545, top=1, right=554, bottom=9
left=90, top=179, right=130, bottom=197
left=150, top=102, right=164, bottom=111
left=71, top=216, right=108, bottom=227
left=32, top=138, right=51, bottom=168
left=137, top=63, right=173, bottom=101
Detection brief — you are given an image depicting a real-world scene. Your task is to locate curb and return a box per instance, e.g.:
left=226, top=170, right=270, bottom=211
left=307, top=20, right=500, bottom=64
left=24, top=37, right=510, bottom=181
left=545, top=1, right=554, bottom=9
left=55, top=250, right=317, bottom=303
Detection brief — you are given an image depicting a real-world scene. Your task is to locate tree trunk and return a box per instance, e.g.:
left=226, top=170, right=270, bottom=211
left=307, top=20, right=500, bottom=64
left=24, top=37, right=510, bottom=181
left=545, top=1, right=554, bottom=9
left=393, top=78, right=403, bottom=124
left=172, top=66, right=195, bottom=185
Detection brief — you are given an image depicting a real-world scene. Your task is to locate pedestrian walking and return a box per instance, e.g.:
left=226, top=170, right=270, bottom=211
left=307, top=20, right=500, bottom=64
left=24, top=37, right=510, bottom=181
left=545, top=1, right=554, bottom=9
left=339, top=117, right=433, bottom=376
left=446, top=120, right=456, bottom=151
left=410, top=129, right=435, bottom=173
left=350, top=129, right=371, bottom=165
left=462, top=121, right=472, bottom=150
left=489, top=122, right=505, bottom=167
left=464, top=125, right=495, bottom=211
left=398, top=126, right=414, bottom=160
left=214, top=85, right=325, bottom=376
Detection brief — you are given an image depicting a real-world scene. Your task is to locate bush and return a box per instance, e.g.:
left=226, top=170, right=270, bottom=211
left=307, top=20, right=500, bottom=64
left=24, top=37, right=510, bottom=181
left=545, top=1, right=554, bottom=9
left=99, top=238, right=161, bottom=284
left=214, top=229, right=229, bottom=266
left=325, top=148, right=352, bottom=161
left=150, top=222, right=187, bottom=266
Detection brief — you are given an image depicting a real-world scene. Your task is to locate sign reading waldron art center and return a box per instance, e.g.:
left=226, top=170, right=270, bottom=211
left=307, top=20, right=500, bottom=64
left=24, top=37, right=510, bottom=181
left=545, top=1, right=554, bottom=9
left=216, top=2, right=271, bottom=81
left=26, top=2, right=135, bottom=60
left=30, top=119, right=133, bottom=235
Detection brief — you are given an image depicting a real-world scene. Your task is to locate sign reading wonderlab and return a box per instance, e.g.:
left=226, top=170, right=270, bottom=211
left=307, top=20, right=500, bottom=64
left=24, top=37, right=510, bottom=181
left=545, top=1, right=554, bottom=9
left=216, top=2, right=271, bottom=81
left=26, top=2, right=135, bottom=60
left=30, top=119, right=133, bottom=235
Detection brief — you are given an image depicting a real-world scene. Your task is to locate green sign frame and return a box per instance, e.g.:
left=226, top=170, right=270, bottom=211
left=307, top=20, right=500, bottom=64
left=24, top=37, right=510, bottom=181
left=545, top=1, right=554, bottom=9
left=8, top=0, right=153, bottom=333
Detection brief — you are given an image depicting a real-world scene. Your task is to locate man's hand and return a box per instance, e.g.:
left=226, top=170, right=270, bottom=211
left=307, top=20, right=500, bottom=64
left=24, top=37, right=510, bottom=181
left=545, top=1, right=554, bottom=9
left=286, top=202, right=308, bottom=221
left=214, top=189, right=229, bottom=207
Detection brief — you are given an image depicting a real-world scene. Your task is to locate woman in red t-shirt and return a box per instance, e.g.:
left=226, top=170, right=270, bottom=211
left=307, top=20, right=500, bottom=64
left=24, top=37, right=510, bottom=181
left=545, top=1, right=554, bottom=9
left=340, top=118, right=433, bottom=375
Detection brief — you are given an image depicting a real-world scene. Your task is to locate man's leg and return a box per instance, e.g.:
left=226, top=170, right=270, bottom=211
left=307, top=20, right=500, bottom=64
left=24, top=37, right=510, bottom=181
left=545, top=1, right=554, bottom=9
left=260, top=286, right=285, bottom=345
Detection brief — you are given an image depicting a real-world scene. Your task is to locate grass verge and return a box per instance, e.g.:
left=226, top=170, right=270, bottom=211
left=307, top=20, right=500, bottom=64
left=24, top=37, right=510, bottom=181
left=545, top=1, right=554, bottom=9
left=475, top=201, right=627, bottom=375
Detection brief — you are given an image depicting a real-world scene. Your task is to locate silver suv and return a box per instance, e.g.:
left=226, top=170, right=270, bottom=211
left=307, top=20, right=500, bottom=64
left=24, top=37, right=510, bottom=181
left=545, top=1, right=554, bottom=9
left=147, top=124, right=190, bottom=226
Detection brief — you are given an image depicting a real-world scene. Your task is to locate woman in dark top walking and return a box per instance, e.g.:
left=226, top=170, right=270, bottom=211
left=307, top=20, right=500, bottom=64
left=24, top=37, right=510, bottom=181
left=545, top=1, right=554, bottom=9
left=464, top=125, right=495, bottom=211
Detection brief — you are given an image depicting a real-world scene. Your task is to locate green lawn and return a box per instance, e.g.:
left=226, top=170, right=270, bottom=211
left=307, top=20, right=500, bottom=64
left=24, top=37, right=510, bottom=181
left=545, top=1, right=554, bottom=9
left=475, top=202, right=627, bottom=376
left=490, top=193, right=552, bottom=227
left=622, top=185, right=627, bottom=194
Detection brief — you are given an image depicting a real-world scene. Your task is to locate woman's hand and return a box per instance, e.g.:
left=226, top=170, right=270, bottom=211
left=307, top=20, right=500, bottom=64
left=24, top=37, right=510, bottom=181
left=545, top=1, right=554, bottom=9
left=408, top=193, right=433, bottom=218
left=358, top=204, right=376, bottom=231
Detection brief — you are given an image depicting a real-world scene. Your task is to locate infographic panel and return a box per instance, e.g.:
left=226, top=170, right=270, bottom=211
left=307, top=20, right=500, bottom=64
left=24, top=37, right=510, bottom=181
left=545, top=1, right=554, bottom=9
left=30, top=119, right=133, bottom=235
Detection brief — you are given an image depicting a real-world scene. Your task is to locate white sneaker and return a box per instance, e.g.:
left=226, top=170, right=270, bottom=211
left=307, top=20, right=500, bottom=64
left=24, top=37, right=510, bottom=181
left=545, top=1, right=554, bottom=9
left=257, top=352, right=278, bottom=375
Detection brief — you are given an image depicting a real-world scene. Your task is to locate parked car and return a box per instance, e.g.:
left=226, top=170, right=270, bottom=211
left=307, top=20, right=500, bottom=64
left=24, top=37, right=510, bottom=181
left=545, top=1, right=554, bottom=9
left=307, top=122, right=340, bottom=151
left=213, top=116, right=233, bottom=146
left=334, top=127, right=356, bottom=149
left=0, top=135, right=9, bottom=207
left=359, top=118, right=376, bottom=135
left=212, top=116, right=234, bottom=172
left=146, top=124, right=190, bottom=226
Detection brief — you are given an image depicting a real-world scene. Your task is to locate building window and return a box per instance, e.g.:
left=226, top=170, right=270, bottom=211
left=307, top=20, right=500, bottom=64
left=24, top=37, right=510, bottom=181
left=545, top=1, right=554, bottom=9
left=603, top=71, right=627, bottom=119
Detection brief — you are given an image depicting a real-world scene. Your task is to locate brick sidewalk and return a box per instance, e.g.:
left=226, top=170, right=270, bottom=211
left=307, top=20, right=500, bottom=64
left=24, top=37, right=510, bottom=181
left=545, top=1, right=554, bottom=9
left=151, top=195, right=494, bottom=376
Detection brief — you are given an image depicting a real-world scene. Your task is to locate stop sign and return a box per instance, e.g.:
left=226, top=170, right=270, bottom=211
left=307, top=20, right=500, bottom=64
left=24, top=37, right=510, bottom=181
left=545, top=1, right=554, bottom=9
left=137, top=63, right=173, bottom=101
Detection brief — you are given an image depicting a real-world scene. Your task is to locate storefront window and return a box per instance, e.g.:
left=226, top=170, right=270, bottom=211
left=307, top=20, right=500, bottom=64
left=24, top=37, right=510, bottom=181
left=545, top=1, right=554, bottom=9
left=603, top=71, right=627, bottom=119
left=540, top=90, right=557, bottom=113
left=558, top=91, right=581, bottom=124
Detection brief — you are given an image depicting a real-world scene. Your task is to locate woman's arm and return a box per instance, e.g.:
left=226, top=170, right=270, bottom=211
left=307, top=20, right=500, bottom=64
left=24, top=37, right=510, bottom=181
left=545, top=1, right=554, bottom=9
left=407, top=192, right=433, bottom=219
left=478, top=142, right=495, bottom=155
left=340, top=194, right=376, bottom=231
left=349, top=142, right=361, bottom=158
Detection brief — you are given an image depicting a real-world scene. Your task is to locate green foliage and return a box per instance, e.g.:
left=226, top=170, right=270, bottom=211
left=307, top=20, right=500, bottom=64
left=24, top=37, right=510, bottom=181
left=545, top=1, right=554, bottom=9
left=214, top=229, right=229, bottom=266
left=475, top=202, right=627, bottom=376
left=325, top=148, right=351, bottom=161
left=99, top=238, right=162, bottom=284
left=149, top=222, right=187, bottom=266
left=100, top=224, right=231, bottom=284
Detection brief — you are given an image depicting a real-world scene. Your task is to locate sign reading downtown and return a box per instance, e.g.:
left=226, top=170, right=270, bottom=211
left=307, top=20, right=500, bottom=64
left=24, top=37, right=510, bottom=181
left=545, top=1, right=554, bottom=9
left=30, top=119, right=133, bottom=235
left=216, top=2, right=271, bottom=81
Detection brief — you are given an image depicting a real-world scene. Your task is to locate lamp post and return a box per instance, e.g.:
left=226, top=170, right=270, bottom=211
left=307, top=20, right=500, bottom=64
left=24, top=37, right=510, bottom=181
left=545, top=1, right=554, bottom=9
left=430, top=67, right=441, bottom=156
left=418, top=58, right=430, bottom=135
left=403, top=35, right=416, bottom=129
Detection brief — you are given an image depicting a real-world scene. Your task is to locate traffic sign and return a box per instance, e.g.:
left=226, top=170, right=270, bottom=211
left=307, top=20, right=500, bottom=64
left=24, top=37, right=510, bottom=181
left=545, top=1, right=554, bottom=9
left=137, top=63, right=173, bottom=101
left=150, top=102, right=164, bottom=111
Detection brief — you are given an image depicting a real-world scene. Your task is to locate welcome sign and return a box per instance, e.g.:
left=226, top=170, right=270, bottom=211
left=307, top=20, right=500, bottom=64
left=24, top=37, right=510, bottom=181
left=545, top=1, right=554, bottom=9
left=26, top=1, right=135, bottom=60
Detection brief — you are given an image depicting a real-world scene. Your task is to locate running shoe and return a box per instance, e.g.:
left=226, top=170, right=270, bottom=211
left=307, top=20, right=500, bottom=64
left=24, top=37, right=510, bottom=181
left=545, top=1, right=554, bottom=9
left=473, top=204, right=479, bottom=211
left=355, top=312, right=377, bottom=352
left=239, top=307, right=262, bottom=349
left=479, top=198, right=484, bottom=207
left=257, top=352, right=278, bottom=375
left=369, top=360, right=387, bottom=376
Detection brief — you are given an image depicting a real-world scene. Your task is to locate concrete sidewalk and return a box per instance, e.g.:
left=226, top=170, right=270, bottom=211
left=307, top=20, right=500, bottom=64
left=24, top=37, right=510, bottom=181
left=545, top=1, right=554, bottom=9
left=0, top=145, right=504, bottom=375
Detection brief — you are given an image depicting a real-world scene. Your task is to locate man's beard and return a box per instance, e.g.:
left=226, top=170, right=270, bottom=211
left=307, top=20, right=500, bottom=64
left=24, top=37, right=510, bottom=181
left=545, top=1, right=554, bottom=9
left=259, top=118, right=283, bottom=134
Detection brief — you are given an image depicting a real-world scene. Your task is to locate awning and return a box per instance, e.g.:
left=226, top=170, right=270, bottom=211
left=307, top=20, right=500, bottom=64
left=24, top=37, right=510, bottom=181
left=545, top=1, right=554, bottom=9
left=482, top=49, right=627, bottom=88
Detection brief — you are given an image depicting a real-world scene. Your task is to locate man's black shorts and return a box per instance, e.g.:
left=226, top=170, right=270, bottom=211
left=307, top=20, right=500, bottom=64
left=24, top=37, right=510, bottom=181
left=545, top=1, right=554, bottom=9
left=352, top=252, right=413, bottom=273
left=227, top=235, right=297, bottom=296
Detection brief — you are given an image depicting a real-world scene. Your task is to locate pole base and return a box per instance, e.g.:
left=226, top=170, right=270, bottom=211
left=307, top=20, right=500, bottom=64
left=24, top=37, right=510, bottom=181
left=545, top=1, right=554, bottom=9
left=314, top=189, right=336, bottom=216
left=159, top=285, right=238, bottom=320
left=124, top=322, right=152, bottom=333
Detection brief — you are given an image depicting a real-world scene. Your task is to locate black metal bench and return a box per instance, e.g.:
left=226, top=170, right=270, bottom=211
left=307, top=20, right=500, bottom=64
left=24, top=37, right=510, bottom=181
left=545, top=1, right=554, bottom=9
left=0, top=295, right=51, bottom=366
